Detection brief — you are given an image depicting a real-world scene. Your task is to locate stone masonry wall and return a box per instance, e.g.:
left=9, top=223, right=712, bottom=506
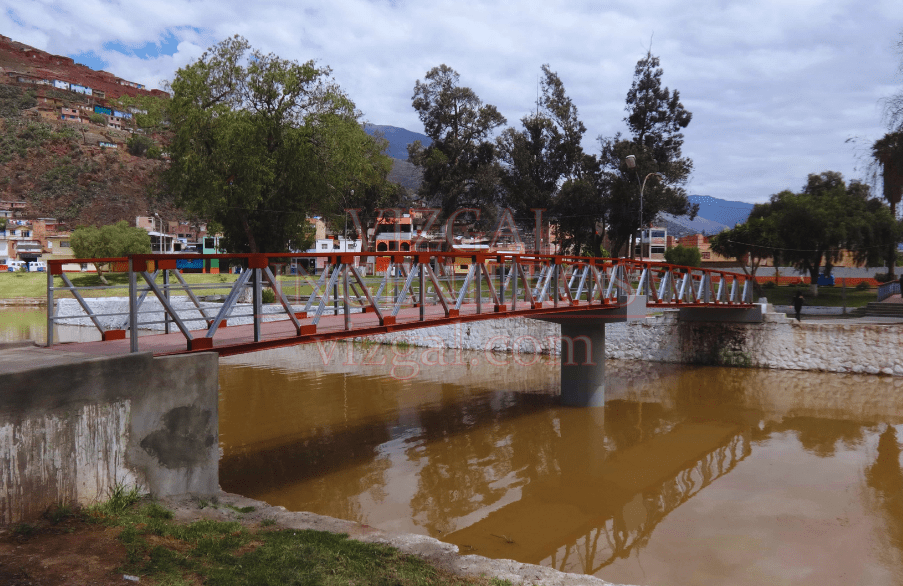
left=358, top=311, right=903, bottom=376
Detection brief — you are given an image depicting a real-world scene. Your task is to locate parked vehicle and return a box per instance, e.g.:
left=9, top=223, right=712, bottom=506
left=6, top=260, right=26, bottom=272
left=29, top=261, right=47, bottom=272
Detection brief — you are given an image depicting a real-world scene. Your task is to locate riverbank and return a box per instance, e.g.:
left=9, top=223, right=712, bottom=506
left=0, top=489, right=626, bottom=586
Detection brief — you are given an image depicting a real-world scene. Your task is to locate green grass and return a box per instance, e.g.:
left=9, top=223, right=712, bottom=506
left=0, top=272, right=242, bottom=300
left=83, top=497, right=514, bottom=586
left=759, top=284, right=876, bottom=308
left=0, top=270, right=488, bottom=303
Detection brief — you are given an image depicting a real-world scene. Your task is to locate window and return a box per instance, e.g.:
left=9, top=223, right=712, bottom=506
left=59, top=240, right=69, bottom=248
left=321, top=243, right=328, bottom=250
left=651, top=230, right=666, bottom=238
left=651, top=246, right=665, bottom=254
left=20, top=231, right=29, bottom=237
left=702, top=252, right=711, bottom=259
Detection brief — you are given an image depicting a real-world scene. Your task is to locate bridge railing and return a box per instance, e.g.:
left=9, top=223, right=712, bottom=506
left=878, top=280, right=900, bottom=302
left=47, top=253, right=754, bottom=352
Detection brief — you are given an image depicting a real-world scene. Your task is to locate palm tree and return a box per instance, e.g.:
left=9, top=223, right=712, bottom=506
left=872, top=131, right=903, bottom=277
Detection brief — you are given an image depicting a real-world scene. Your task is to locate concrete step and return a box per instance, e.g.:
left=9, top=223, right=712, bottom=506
left=859, top=302, right=903, bottom=317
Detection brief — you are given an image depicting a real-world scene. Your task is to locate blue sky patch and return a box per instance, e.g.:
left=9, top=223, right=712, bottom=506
left=67, top=28, right=199, bottom=70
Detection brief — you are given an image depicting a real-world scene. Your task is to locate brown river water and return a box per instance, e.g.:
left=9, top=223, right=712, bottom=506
left=3, top=307, right=903, bottom=584
left=219, top=342, right=903, bottom=586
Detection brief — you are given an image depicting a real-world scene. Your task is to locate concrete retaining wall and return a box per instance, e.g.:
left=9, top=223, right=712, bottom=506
left=0, top=347, right=219, bottom=524
left=358, top=311, right=903, bottom=376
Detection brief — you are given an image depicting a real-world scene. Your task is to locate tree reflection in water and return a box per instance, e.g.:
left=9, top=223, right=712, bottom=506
left=217, top=348, right=903, bottom=584
left=866, top=425, right=903, bottom=556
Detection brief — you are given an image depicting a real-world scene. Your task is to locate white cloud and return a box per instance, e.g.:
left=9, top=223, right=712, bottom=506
left=2, top=0, right=901, bottom=202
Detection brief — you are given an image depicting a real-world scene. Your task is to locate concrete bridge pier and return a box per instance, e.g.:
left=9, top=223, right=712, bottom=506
left=536, top=295, right=647, bottom=408
left=559, top=322, right=606, bottom=407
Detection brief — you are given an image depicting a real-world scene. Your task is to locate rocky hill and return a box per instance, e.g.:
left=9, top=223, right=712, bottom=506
left=0, top=83, right=176, bottom=228
left=0, top=34, right=168, bottom=100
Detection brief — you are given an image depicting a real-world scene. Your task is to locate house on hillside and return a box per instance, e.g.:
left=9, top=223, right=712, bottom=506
left=69, top=83, right=92, bottom=96
left=59, top=107, right=81, bottom=122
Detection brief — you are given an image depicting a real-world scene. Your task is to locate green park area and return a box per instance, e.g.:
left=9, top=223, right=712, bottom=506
left=760, top=283, right=876, bottom=308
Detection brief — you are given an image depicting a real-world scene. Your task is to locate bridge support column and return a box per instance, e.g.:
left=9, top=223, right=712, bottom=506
left=560, top=322, right=605, bottom=407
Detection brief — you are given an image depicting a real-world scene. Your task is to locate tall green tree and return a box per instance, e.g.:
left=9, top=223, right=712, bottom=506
left=884, top=30, right=903, bottom=132
left=70, top=221, right=151, bottom=284
left=498, top=65, right=603, bottom=255
left=872, top=131, right=903, bottom=276
left=710, top=216, right=779, bottom=282
left=408, top=65, right=506, bottom=221
left=165, top=36, right=392, bottom=253
left=598, top=51, right=696, bottom=257
left=749, top=172, right=895, bottom=296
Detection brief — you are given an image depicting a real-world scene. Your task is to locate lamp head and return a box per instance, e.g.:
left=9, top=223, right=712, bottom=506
left=625, top=155, right=636, bottom=169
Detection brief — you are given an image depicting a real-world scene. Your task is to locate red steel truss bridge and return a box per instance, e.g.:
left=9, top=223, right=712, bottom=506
left=45, top=252, right=756, bottom=357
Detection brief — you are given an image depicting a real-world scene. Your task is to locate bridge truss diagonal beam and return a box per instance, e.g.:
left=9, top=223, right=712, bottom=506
left=46, top=252, right=757, bottom=356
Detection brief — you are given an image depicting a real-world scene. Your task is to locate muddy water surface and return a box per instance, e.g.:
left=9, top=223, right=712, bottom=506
left=2, top=308, right=900, bottom=585
left=219, top=342, right=903, bottom=586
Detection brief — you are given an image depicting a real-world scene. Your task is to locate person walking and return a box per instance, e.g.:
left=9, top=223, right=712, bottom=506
left=793, top=290, right=805, bottom=322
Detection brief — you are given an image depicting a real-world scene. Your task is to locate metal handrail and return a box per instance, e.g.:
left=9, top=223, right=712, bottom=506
left=878, top=281, right=900, bottom=302
left=47, top=253, right=756, bottom=353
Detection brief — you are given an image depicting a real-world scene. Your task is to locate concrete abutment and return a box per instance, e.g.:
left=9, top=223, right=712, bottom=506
left=0, top=345, right=218, bottom=525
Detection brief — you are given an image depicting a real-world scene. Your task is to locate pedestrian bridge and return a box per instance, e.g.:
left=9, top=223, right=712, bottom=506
left=46, top=252, right=758, bottom=405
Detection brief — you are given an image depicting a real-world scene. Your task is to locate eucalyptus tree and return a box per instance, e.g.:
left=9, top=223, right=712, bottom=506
left=408, top=65, right=507, bottom=221
left=497, top=65, right=604, bottom=254
left=165, top=35, right=393, bottom=253
left=598, top=50, right=697, bottom=256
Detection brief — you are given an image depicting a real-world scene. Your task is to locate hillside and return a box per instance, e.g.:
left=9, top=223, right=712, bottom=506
left=364, top=124, right=431, bottom=160
left=0, top=34, right=167, bottom=100
left=688, top=195, right=754, bottom=228
left=0, top=83, right=176, bottom=227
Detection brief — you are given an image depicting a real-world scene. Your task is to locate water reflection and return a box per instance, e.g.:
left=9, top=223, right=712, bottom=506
left=0, top=306, right=103, bottom=344
left=196, top=343, right=903, bottom=585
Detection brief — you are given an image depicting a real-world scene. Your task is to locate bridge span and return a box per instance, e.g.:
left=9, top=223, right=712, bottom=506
left=47, top=252, right=758, bottom=406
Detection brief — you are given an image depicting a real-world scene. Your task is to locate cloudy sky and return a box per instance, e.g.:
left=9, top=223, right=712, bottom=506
left=3, top=0, right=901, bottom=204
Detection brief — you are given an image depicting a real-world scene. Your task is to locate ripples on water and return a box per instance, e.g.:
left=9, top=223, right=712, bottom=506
left=219, top=342, right=903, bottom=586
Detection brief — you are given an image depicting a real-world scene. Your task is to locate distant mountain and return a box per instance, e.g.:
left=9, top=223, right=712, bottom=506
left=658, top=212, right=730, bottom=238
left=688, top=195, right=755, bottom=228
left=364, top=124, right=431, bottom=160
left=658, top=195, right=756, bottom=238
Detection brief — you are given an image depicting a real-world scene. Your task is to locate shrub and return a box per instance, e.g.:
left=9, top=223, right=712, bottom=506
left=761, top=280, right=777, bottom=289
left=89, top=113, right=105, bottom=125
left=875, top=272, right=895, bottom=283
left=262, top=288, right=276, bottom=304
left=126, top=134, right=154, bottom=157
left=664, top=244, right=702, bottom=267
left=855, top=281, right=871, bottom=291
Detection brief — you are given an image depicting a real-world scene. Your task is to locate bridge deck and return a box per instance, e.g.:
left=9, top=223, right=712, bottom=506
left=55, top=299, right=630, bottom=357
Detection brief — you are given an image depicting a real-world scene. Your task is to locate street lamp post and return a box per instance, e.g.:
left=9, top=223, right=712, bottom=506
left=153, top=213, right=161, bottom=253
left=624, top=155, right=661, bottom=260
